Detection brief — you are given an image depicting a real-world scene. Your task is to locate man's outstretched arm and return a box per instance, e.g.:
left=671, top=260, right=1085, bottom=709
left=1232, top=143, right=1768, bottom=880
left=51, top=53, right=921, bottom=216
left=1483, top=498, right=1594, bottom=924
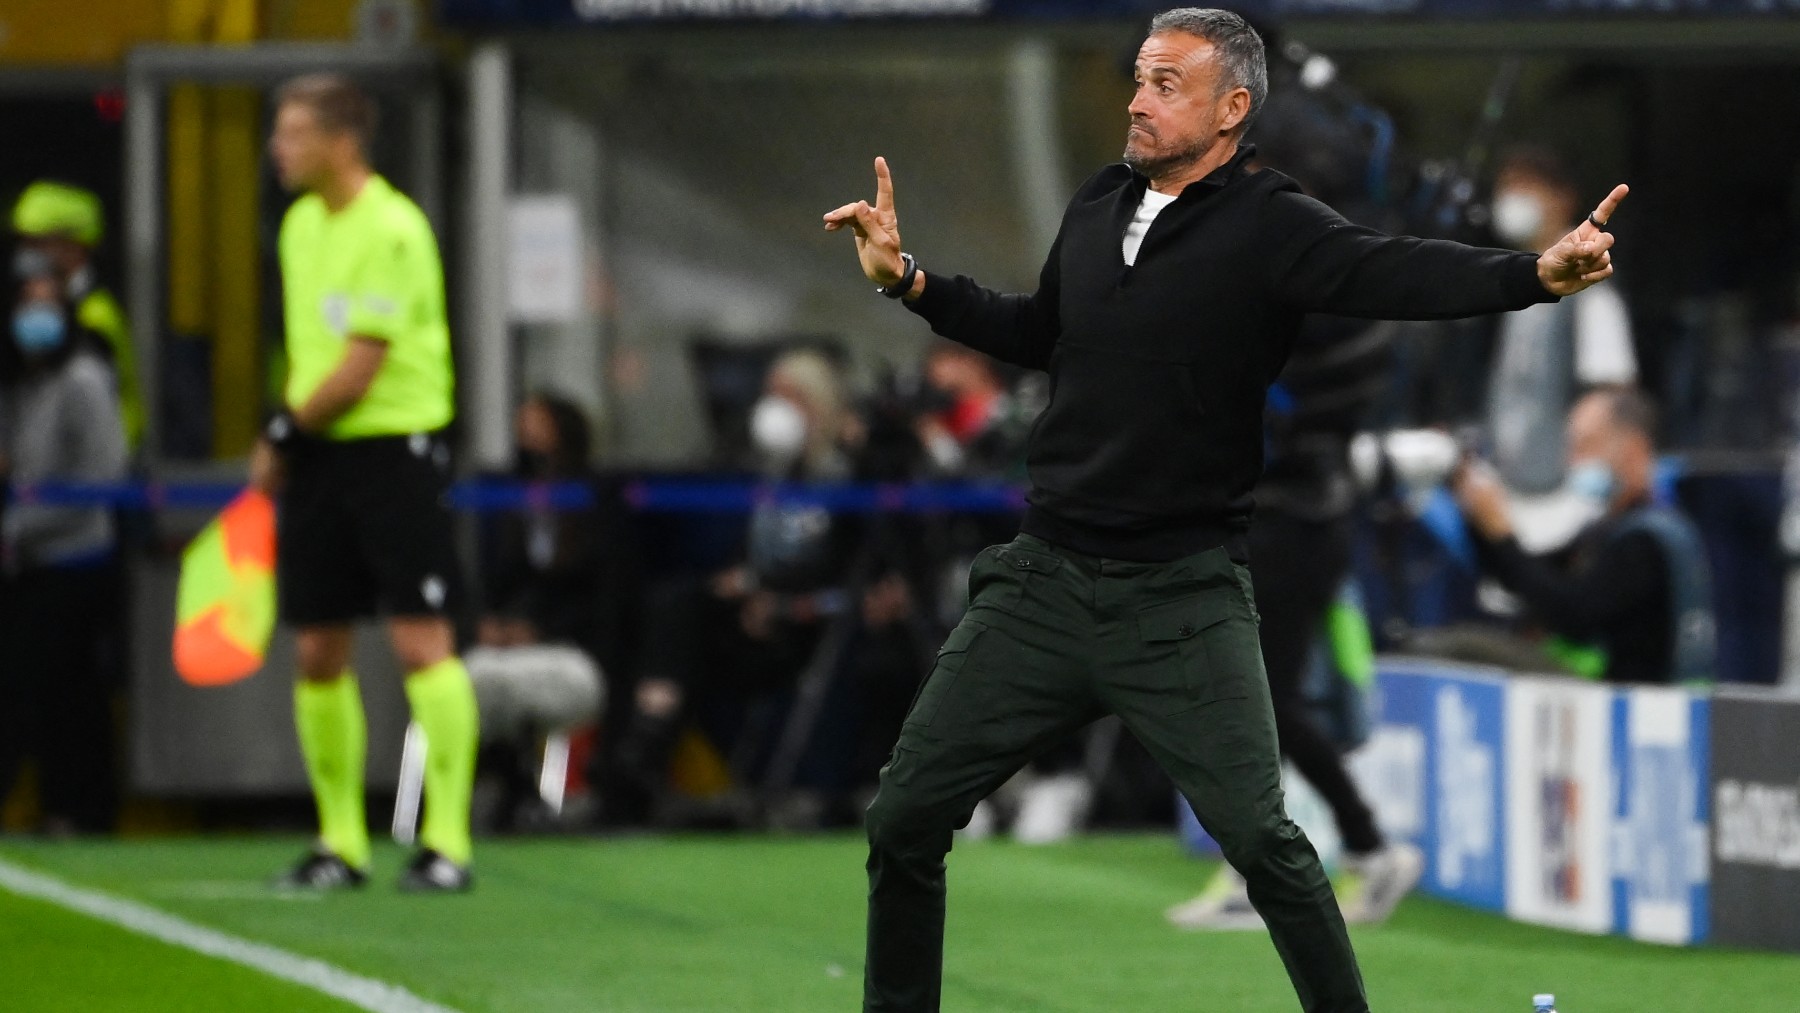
left=1268, top=184, right=1629, bottom=320
left=1455, top=462, right=1662, bottom=639
left=824, top=156, right=1060, bottom=370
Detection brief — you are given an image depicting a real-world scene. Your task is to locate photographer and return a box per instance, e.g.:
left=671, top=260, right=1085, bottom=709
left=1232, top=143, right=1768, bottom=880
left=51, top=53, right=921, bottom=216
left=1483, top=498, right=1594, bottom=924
left=1452, top=387, right=1713, bottom=684
left=910, top=340, right=1029, bottom=480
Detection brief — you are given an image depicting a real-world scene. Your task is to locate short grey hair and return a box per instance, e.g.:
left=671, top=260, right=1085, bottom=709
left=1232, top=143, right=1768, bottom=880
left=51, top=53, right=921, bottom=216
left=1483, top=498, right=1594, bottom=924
left=1148, top=8, right=1269, bottom=131
left=1595, top=386, right=1660, bottom=445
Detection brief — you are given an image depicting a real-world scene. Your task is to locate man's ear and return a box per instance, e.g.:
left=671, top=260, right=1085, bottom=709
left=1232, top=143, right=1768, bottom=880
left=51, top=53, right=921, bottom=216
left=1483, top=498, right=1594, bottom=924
left=333, top=131, right=364, bottom=168
left=1219, top=87, right=1253, bottom=135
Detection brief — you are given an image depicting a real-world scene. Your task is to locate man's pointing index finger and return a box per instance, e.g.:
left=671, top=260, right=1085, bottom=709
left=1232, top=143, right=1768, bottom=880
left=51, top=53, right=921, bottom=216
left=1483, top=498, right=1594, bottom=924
left=1590, top=184, right=1629, bottom=229
left=875, top=156, right=895, bottom=214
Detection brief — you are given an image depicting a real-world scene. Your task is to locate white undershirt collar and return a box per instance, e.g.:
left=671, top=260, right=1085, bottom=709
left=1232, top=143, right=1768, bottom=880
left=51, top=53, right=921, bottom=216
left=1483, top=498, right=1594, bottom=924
left=1122, top=188, right=1179, bottom=267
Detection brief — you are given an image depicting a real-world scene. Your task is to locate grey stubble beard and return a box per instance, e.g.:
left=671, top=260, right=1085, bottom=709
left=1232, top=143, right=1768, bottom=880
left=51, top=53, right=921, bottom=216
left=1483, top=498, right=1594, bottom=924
left=1122, top=129, right=1213, bottom=183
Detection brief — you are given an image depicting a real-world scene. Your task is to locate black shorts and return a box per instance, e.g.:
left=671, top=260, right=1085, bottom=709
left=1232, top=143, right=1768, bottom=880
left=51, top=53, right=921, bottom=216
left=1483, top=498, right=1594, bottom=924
left=277, top=431, right=463, bottom=625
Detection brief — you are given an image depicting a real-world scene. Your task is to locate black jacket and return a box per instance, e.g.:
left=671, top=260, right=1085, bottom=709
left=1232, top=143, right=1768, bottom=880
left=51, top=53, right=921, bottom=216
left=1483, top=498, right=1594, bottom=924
left=478, top=471, right=641, bottom=675
left=1474, top=512, right=1672, bottom=684
left=908, top=145, right=1555, bottom=562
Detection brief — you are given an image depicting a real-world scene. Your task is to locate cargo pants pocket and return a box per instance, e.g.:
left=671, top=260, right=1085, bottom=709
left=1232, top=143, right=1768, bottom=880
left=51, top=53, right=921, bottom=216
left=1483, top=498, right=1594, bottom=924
left=905, top=619, right=990, bottom=729
left=1137, top=592, right=1252, bottom=713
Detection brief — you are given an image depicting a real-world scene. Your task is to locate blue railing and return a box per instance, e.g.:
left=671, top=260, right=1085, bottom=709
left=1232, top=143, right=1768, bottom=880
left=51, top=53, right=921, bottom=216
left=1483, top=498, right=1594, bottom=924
left=5, top=478, right=1031, bottom=515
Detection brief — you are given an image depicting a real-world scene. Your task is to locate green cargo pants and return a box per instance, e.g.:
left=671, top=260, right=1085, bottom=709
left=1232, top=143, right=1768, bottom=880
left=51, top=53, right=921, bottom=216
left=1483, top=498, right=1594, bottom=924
left=863, top=535, right=1368, bottom=1013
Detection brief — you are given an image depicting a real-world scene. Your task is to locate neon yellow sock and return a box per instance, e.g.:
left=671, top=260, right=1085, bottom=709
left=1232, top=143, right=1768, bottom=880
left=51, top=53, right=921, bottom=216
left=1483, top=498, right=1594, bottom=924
left=404, top=657, right=479, bottom=866
left=293, top=673, right=370, bottom=870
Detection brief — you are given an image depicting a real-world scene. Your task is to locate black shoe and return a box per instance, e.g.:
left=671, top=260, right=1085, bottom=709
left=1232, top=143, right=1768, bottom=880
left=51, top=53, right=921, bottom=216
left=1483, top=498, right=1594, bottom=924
left=398, top=848, right=473, bottom=893
left=274, top=849, right=368, bottom=892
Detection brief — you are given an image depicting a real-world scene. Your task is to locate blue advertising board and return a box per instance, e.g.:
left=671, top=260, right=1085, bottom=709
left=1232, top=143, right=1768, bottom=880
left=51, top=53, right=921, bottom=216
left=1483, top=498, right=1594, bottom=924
left=1177, top=660, right=1726, bottom=945
left=439, top=0, right=1800, bottom=27
left=1610, top=689, right=1711, bottom=945
left=1369, top=664, right=1718, bottom=943
left=1377, top=663, right=1509, bottom=912
left=1179, top=661, right=1511, bottom=913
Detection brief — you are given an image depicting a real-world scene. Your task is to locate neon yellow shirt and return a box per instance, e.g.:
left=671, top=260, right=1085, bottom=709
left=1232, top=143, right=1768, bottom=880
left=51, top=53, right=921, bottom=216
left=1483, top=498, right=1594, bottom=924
left=278, top=174, right=454, bottom=440
left=76, top=287, right=145, bottom=450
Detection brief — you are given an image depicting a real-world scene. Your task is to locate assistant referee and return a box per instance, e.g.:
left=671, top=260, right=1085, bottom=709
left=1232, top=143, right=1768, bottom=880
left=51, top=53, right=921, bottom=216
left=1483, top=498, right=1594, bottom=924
left=825, top=10, right=1625, bottom=1012
left=255, top=74, right=477, bottom=893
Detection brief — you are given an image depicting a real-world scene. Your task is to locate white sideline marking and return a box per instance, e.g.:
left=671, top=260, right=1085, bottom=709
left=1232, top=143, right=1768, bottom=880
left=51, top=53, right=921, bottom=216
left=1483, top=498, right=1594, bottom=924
left=0, top=856, right=464, bottom=1013
left=146, top=880, right=324, bottom=901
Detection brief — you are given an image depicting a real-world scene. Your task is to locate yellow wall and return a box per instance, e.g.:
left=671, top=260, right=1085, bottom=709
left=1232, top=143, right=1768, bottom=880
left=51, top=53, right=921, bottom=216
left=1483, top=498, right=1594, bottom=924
left=0, top=1, right=165, bottom=66
left=162, top=0, right=263, bottom=455
left=266, top=0, right=376, bottom=41
left=0, top=0, right=429, bottom=65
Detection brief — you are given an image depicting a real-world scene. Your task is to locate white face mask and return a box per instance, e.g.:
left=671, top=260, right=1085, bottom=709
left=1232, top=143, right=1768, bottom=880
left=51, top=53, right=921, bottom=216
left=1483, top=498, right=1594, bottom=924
left=750, top=395, right=807, bottom=461
left=1567, top=458, right=1619, bottom=507
left=1491, top=191, right=1547, bottom=248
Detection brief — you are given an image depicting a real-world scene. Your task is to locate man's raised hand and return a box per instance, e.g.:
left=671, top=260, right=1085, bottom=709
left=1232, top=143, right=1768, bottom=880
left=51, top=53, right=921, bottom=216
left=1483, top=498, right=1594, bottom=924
left=824, top=156, right=907, bottom=288
left=1537, top=184, right=1629, bottom=297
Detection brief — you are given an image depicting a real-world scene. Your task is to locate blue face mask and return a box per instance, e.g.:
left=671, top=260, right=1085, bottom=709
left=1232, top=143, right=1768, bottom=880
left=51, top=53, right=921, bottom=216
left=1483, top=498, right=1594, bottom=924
left=13, top=302, right=67, bottom=354
left=1568, top=459, right=1617, bottom=505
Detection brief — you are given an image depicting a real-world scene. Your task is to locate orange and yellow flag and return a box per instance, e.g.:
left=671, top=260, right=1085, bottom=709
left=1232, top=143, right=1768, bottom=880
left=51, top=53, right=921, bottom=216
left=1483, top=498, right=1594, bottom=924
left=173, top=488, right=275, bottom=686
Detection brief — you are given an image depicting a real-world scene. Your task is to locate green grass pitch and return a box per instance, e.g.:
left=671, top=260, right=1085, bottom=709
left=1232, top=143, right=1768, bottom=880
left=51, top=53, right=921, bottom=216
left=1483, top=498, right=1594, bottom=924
left=2, top=834, right=1794, bottom=1012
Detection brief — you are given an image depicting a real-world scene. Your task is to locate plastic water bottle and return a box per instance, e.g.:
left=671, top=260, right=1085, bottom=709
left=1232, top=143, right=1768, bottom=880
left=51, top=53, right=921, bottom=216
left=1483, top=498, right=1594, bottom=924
left=1533, top=995, right=1557, bottom=1013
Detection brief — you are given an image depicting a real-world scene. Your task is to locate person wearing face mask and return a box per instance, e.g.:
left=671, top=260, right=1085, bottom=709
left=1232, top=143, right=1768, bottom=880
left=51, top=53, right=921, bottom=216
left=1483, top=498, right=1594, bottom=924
left=603, top=349, right=863, bottom=826
left=1453, top=387, right=1714, bottom=684
left=1485, top=148, right=1639, bottom=551
left=0, top=272, right=128, bottom=833
left=11, top=181, right=143, bottom=450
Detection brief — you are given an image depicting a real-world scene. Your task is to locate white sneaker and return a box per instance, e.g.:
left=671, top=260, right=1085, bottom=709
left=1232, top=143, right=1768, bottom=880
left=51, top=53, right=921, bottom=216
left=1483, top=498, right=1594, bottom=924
left=1011, top=773, right=1092, bottom=845
left=1166, top=865, right=1266, bottom=931
left=1338, top=842, right=1424, bottom=924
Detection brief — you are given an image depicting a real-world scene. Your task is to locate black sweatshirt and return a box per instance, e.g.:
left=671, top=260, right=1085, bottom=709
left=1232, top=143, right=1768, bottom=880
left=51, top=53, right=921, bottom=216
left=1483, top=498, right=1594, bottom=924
left=1475, top=513, right=1673, bottom=684
left=907, top=145, right=1556, bottom=562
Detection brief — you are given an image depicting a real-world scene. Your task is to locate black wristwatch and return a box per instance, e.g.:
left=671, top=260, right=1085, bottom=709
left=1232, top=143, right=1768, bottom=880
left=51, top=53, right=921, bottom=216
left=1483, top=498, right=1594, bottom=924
left=264, top=411, right=304, bottom=452
left=878, top=253, right=918, bottom=299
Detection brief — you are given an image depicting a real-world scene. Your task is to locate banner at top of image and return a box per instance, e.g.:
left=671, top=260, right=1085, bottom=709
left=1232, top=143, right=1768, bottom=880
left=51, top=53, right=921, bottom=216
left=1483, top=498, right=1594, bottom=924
left=439, top=0, right=1800, bottom=26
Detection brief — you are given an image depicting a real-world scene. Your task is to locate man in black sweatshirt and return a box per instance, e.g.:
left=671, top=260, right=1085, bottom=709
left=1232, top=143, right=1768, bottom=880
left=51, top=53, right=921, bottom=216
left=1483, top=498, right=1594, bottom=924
left=824, top=9, right=1626, bottom=1013
left=1454, top=387, right=1713, bottom=685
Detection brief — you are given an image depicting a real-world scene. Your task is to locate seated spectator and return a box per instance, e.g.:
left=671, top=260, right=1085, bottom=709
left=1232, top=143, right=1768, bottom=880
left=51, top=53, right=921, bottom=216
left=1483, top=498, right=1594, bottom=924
left=1450, top=387, right=1714, bottom=684
left=470, top=393, right=630, bottom=828
left=0, top=271, right=128, bottom=833
left=478, top=392, right=638, bottom=675
left=603, top=349, right=865, bottom=825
